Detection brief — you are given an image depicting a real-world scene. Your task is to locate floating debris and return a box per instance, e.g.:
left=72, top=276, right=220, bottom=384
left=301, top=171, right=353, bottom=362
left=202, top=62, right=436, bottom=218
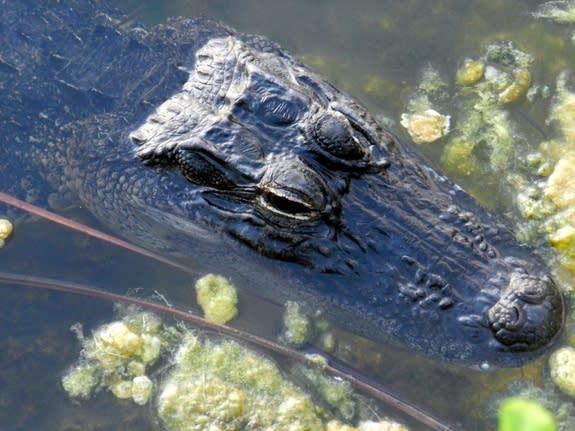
left=194, top=273, right=238, bottom=324
left=400, top=66, right=451, bottom=145
left=400, top=109, right=451, bottom=144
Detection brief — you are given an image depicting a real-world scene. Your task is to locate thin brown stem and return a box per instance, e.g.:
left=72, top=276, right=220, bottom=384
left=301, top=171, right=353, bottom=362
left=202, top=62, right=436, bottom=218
left=0, top=271, right=457, bottom=431
left=0, top=191, right=197, bottom=275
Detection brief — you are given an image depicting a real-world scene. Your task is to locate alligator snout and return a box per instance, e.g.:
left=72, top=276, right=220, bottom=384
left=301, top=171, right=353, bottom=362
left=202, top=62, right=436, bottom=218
left=488, top=271, right=564, bottom=351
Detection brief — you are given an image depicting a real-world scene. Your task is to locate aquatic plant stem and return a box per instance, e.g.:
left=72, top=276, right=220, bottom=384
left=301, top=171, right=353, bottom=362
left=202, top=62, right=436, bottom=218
left=0, top=271, right=457, bottom=431
left=0, top=191, right=197, bottom=275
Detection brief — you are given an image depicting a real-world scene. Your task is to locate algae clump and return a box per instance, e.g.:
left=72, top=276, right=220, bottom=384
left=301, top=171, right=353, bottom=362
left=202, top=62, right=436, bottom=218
left=514, top=74, right=575, bottom=278
left=533, top=1, right=575, bottom=24
left=157, top=332, right=324, bottom=431
left=62, top=307, right=411, bottom=430
left=443, top=42, right=533, bottom=178
left=282, top=300, right=311, bottom=347
left=549, top=346, right=575, bottom=398
left=195, top=273, right=238, bottom=324
left=0, top=218, right=13, bottom=247
left=456, top=59, right=485, bottom=86
left=61, top=310, right=174, bottom=405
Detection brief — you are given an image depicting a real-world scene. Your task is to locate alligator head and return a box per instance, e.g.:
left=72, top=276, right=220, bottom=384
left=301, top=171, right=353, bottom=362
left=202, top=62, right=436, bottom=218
left=69, top=33, right=563, bottom=368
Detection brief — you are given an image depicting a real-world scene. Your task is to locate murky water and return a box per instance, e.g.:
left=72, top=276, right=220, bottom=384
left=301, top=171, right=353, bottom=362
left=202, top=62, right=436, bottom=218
left=1, top=0, right=575, bottom=430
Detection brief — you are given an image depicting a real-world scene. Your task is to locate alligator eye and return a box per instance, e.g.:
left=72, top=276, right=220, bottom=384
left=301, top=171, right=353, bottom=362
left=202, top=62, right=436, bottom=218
left=312, top=112, right=365, bottom=159
left=175, top=148, right=239, bottom=189
left=260, top=187, right=317, bottom=219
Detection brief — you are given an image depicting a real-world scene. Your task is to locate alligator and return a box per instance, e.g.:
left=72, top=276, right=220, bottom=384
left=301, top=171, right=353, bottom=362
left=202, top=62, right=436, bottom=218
left=0, top=0, right=564, bottom=368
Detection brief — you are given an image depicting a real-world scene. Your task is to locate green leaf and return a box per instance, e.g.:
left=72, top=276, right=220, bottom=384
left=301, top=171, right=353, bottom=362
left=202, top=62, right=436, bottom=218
left=498, top=397, right=557, bottom=431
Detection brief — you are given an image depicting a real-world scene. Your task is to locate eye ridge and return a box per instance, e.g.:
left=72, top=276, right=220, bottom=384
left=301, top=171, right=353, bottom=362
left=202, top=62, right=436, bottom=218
left=311, top=112, right=367, bottom=160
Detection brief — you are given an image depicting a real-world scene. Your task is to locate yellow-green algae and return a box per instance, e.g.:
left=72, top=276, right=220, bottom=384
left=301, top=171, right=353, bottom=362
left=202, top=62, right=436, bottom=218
left=327, top=420, right=408, bottom=431
left=63, top=308, right=409, bottom=431
left=455, top=59, right=486, bottom=86
left=0, top=218, right=13, bottom=247
left=157, top=329, right=408, bottom=431
left=158, top=333, right=324, bottom=431
left=297, top=362, right=358, bottom=421
left=194, top=273, right=238, bottom=324
left=282, top=300, right=311, bottom=347
left=511, top=73, right=575, bottom=280
left=549, top=346, right=575, bottom=398
left=400, top=41, right=537, bottom=208
left=549, top=71, right=575, bottom=143
left=62, top=309, right=175, bottom=405
left=441, top=42, right=534, bottom=184
left=533, top=1, right=575, bottom=24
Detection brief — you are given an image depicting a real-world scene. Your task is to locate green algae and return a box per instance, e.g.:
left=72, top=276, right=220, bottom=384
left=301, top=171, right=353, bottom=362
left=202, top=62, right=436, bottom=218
left=533, top=1, right=575, bottom=24
left=195, top=273, right=238, bottom=324
left=399, top=40, right=536, bottom=210
left=456, top=59, right=486, bottom=86
left=508, top=72, right=575, bottom=281
left=549, top=346, right=575, bottom=399
left=61, top=309, right=176, bottom=405
left=282, top=300, right=311, bottom=347
left=62, top=306, right=410, bottom=431
left=442, top=41, right=532, bottom=179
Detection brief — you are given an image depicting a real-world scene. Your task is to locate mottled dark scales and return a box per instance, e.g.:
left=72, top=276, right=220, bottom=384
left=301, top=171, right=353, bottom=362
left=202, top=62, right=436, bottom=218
left=0, top=0, right=564, bottom=367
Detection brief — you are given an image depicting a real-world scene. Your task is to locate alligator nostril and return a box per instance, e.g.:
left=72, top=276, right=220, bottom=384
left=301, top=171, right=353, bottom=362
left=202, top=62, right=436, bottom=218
left=487, top=271, right=564, bottom=351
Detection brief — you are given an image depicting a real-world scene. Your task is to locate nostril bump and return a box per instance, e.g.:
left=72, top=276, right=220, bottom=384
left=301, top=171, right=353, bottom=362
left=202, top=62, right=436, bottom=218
left=487, top=270, right=564, bottom=351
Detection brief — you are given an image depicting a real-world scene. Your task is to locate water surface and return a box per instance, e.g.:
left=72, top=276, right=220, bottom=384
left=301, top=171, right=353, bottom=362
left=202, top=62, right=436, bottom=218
left=1, top=1, right=574, bottom=430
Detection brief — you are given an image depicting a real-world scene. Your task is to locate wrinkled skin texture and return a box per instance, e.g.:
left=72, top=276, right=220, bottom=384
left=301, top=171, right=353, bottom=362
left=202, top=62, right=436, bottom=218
left=0, top=0, right=564, bottom=367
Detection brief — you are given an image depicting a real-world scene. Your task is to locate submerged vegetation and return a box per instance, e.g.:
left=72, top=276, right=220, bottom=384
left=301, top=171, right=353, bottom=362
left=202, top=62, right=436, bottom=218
left=61, top=306, right=409, bottom=431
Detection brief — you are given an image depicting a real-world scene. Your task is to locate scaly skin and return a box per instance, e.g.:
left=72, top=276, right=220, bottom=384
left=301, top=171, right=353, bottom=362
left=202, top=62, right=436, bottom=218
left=0, top=0, right=564, bottom=367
